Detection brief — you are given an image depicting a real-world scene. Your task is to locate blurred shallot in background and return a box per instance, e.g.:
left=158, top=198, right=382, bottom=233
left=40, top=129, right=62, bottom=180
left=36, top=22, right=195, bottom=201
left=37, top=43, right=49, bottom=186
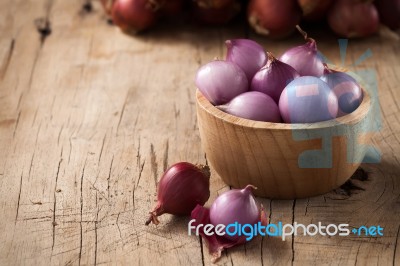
left=100, top=0, right=400, bottom=38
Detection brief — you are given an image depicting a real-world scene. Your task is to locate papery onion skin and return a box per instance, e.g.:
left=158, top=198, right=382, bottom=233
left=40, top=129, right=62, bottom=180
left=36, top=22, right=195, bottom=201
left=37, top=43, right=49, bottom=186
left=247, top=0, right=302, bottom=39
left=375, top=0, right=400, bottom=30
left=218, top=91, right=282, bottom=122
left=191, top=203, right=268, bottom=262
left=145, top=162, right=210, bottom=225
left=320, top=67, right=363, bottom=117
left=196, top=60, right=248, bottom=105
left=112, top=0, right=158, bottom=34
left=209, top=185, right=260, bottom=241
left=327, top=0, right=379, bottom=38
left=279, top=76, right=338, bottom=123
left=251, top=53, right=300, bottom=103
left=298, top=0, right=333, bottom=21
left=192, top=0, right=241, bottom=25
left=279, top=28, right=325, bottom=77
left=225, top=39, right=267, bottom=82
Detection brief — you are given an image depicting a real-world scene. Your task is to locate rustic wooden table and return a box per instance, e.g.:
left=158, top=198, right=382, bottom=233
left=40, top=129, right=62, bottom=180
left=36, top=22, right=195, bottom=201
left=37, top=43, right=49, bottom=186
left=1, top=1, right=400, bottom=265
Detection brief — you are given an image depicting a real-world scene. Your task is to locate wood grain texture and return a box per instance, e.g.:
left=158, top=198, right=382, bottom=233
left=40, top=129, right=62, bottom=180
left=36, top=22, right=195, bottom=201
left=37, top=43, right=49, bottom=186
left=0, top=0, right=399, bottom=265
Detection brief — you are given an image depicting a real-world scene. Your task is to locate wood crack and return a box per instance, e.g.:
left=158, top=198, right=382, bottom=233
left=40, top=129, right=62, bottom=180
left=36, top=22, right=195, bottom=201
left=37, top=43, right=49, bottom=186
left=150, top=144, right=158, bottom=188
left=21, top=215, right=52, bottom=221
left=304, top=198, right=310, bottom=216
left=94, top=191, right=98, bottom=266
left=0, top=38, right=15, bottom=80
left=13, top=111, right=21, bottom=138
left=16, top=91, right=23, bottom=111
left=52, top=149, right=63, bottom=253
left=28, top=123, right=41, bottom=178
left=15, top=172, right=24, bottom=223
left=136, top=160, right=145, bottom=190
left=78, top=157, right=87, bottom=266
left=394, top=225, right=399, bottom=266
left=199, top=237, right=205, bottom=266
left=116, top=212, right=123, bottom=244
left=98, top=133, right=107, bottom=164
left=261, top=200, right=272, bottom=266
left=57, top=125, right=64, bottom=145
left=291, top=199, right=296, bottom=266
left=354, top=244, right=361, bottom=265
left=107, top=155, right=114, bottom=200
left=163, top=140, right=169, bottom=172
left=116, top=95, right=128, bottom=134
left=89, top=181, right=110, bottom=205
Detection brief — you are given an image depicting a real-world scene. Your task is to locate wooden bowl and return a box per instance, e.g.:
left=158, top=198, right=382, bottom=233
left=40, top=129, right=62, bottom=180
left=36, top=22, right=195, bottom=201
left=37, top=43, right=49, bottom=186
left=196, top=86, right=373, bottom=199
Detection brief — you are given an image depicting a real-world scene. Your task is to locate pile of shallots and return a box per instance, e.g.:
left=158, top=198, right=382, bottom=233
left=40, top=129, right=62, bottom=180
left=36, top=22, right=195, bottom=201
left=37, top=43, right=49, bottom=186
left=145, top=162, right=267, bottom=262
left=102, top=0, right=399, bottom=38
left=196, top=27, right=363, bottom=124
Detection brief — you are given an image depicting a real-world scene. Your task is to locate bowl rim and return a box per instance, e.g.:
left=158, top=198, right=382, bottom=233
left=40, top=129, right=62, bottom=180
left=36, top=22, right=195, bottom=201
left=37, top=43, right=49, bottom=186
left=196, top=86, right=371, bottom=130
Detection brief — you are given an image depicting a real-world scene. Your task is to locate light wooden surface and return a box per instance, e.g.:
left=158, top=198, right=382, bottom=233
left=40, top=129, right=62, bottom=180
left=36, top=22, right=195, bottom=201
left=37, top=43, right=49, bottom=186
left=0, top=0, right=399, bottom=265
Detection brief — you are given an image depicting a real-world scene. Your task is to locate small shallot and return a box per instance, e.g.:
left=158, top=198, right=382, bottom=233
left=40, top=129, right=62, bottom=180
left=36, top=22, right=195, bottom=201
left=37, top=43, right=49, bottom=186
left=320, top=65, right=363, bottom=117
left=247, top=0, right=302, bottom=39
left=145, top=162, right=210, bottom=225
left=218, top=91, right=281, bottom=122
left=279, top=76, right=338, bottom=123
left=190, top=185, right=268, bottom=262
left=251, top=52, right=300, bottom=103
left=225, top=39, right=267, bottom=82
left=279, top=26, right=325, bottom=77
left=195, top=60, right=248, bottom=105
left=327, top=0, right=379, bottom=38
left=111, top=0, right=159, bottom=34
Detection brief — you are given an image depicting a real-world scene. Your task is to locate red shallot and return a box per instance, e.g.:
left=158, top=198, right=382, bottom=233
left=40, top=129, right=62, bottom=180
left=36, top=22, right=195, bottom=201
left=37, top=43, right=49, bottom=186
left=247, top=0, right=302, bottom=39
left=145, top=162, right=210, bottom=225
left=190, top=185, right=268, bottom=262
left=251, top=52, right=300, bottom=103
left=218, top=91, right=281, bottom=122
left=195, top=60, right=248, bottom=105
left=111, top=0, right=159, bottom=34
left=320, top=65, right=363, bottom=117
left=327, top=0, right=379, bottom=38
left=279, top=26, right=325, bottom=77
left=225, top=39, right=267, bottom=82
left=279, top=76, right=338, bottom=123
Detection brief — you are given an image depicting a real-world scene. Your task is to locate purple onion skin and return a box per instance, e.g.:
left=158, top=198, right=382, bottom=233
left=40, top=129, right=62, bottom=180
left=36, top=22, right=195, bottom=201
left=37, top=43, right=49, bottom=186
left=279, top=76, right=338, bottom=123
left=196, top=60, right=248, bottom=105
left=251, top=55, right=300, bottom=103
left=225, top=39, right=267, bottom=82
left=219, top=91, right=281, bottom=122
left=145, top=162, right=211, bottom=225
left=321, top=71, right=363, bottom=117
left=209, top=185, right=260, bottom=241
left=279, top=40, right=324, bottom=77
